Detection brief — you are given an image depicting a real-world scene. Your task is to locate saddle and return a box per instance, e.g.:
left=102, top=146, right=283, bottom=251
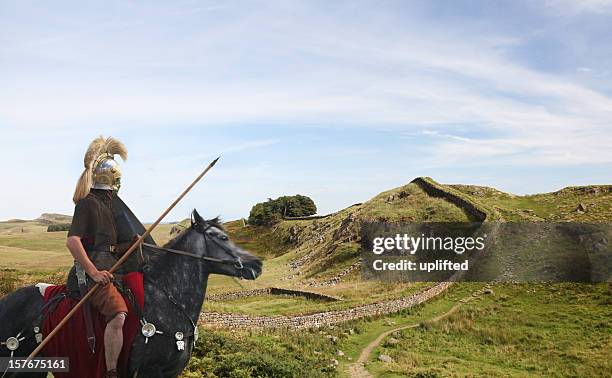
left=41, top=272, right=144, bottom=378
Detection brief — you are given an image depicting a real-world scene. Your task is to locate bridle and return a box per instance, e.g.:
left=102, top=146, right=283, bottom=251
left=141, top=222, right=244, bottom=270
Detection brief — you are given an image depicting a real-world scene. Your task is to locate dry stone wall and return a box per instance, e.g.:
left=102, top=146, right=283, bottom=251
left=199, top=282, right=452, bottom=329
left=411, top=177, right=495, bottom=221
left=207, top=287, right=341, bottom=302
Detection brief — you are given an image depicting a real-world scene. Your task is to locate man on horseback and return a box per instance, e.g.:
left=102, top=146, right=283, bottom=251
left=66, top=136, right=134, bottom=378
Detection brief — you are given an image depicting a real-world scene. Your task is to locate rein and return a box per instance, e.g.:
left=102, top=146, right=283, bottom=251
left=141, top=223, right=243, bottom=269
left=142, top=243, right=237, bottom=265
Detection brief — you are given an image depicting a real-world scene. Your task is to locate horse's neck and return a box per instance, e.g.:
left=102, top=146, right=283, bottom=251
left=148, top=252, right=208, bottom=323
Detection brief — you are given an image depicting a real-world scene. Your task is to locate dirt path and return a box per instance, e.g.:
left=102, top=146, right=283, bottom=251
left=345, top=287, right=487, bottom=378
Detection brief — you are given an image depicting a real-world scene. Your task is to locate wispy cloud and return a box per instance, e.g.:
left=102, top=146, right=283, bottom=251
left=0, top=1, right=611, bottom=220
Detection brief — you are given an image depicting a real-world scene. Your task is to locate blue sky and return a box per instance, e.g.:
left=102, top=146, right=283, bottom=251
left=1, top=0, right=611, bottom=221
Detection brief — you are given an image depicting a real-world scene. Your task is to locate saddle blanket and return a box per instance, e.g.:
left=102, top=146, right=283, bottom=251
left=41, top=272, right=144, bottom=378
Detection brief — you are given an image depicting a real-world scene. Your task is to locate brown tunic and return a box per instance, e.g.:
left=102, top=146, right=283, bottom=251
left=68, top=189, right=128, bottom=321
left=68, top=189, right=118, bottom=253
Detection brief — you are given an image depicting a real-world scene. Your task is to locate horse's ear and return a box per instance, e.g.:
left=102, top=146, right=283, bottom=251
left=192, top=209, right=205, bottom=225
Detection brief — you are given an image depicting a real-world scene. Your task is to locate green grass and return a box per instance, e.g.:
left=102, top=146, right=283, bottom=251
left=365, top=283, right=611, bottom=377
left=204, top=282, right=429, bottom=316
left=451, top=184, right=612, bottom=222
left=2, top=180, right=611, bottom=377
left=206, top=294, right=331, bottom=316
left=360, top=183, right=475, bottom=223
left=183, top=327, right=338, bottom=377
left=223, top=220, right=292, bottom=258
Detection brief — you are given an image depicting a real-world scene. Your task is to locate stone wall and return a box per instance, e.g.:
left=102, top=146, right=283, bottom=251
left=206, top=287, right=341, bottom=302
left=282, top=203, right=362, bottom=221
left=199, top=282, right=452, bottom=329
left=411, top=177, right=496, bottom=221
left=306, top=260, right=362, bottom=288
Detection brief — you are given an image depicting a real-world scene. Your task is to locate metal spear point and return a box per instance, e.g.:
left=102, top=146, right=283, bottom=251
left=26, top=156, right=221, bottom=362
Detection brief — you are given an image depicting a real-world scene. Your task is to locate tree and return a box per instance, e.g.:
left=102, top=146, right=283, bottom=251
left=248, top=195, right=317, bottom=226
left=47, top=223, right=71, bottom=232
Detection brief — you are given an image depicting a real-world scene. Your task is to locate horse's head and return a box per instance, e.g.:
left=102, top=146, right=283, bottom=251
left=168, top=209, right=262, bottom=280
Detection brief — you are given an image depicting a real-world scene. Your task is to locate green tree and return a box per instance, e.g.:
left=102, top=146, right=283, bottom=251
left=248, top=195, right=317, bottom=225
left=47, top=223, right=71, bottom=232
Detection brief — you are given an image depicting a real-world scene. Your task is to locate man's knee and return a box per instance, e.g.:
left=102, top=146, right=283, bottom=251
left=108, top=312, right=127, bottom=331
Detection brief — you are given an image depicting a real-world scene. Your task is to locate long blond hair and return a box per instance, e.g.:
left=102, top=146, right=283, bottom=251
left=72, top=136, right=128, bottom=204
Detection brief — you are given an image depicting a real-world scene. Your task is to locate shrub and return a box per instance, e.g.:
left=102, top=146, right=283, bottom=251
left=185, top=330, right=335, bottom=377
left=248, top=195, right=316, bottom=226
left=47, top=223, right=71, bottom=232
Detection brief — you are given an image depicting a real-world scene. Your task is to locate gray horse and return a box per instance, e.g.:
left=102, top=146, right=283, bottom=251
left=0, top=209, right=262, bottom=377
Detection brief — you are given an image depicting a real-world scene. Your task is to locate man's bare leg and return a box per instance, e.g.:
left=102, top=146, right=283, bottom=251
left=104, top=312, right=126, bottom=373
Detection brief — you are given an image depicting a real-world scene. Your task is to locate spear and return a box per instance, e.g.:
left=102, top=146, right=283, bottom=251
left=26, top=156, right=220, bottom=362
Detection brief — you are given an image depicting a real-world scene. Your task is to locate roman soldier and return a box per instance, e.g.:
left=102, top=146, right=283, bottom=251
left=66, top=136, right=138, bottom=378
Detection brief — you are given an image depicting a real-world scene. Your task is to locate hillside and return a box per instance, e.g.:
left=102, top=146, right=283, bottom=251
left=451, top=184, right=612, bottom=222
left=1, top=177, right=610, bottom=377
left=224, top=177, right=611, bottom=288
left=199, top=177, right=610, bottom=322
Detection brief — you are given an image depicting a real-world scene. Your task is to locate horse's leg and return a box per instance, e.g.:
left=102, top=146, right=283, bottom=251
left=0, top=286, right=46, bottom=378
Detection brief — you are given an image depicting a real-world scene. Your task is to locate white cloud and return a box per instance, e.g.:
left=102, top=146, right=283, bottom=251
left=545, top=0, right=612, bottom=15
left=1, top=1, right=611, bottom=219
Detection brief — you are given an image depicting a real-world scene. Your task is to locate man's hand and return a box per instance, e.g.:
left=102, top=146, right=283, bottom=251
left=88, top=269, right=113, bottom=285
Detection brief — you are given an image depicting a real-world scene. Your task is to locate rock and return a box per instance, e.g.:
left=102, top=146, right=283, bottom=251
left=575, top=203, right=587, bottom=213
left=378, top=354, right=393, bottom=363
left=484, top=288, right=494, bottom=295
left=392, top=331, right=401, bottom=338
left=386, top=337, right=399, bottom=346
left=330, top=359, right=339, bottom=367
left=337, top=350, right=345, bottom=357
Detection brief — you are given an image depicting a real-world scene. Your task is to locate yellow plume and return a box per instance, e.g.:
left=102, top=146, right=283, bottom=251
left=73, top=136, right=128, bottom=204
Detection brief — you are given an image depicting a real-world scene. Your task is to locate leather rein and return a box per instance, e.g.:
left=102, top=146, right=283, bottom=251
left=140, top=223, right=244, bottom=269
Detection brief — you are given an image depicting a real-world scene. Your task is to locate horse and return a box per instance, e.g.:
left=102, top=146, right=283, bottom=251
left=0, top=209, right=263, bottom=377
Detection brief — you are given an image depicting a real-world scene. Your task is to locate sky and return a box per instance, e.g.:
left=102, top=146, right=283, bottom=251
left=1, top=0, right=611, bottom=222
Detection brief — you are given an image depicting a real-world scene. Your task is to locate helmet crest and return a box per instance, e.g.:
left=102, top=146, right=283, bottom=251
left=73, top=136, right=128, bottom=203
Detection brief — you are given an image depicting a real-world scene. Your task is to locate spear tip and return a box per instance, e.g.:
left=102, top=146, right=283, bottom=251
left=211, top=156, right=221, bottom=166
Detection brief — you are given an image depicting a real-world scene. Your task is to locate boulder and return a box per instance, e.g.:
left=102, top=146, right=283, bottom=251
left=386, top=337, right=400, bottom=346
left=378, top=354, right=393, bottom=363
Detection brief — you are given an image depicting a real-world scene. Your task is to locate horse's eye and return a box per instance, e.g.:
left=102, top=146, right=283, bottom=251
left=219, top=234, right=228, bottom=241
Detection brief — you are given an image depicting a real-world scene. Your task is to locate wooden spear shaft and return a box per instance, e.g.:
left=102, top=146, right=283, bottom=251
left=26, top=156, right=220, bottom=362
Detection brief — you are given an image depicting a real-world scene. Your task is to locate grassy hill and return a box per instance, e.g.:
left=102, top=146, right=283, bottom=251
left=1, top=178, right=610, bottom=377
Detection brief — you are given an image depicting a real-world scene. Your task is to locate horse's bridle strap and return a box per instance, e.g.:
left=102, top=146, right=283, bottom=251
left=141, top=242, right=237, bottom=265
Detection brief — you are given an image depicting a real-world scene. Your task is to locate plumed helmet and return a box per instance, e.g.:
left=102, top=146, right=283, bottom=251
left=73, top=136, right=127, bottom=203
left=92, top=153, right=122, bottom=190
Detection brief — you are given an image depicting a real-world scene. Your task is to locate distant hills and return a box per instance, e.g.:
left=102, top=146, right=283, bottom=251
left=4, top=213, right=72, bottom=225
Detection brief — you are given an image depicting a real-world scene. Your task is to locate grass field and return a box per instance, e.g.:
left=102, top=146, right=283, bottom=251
left=364, top=283, right=611, bottom=377
left=1, top=179, right=610, bottom=377
left=205, top=282, right=428, bottom=316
